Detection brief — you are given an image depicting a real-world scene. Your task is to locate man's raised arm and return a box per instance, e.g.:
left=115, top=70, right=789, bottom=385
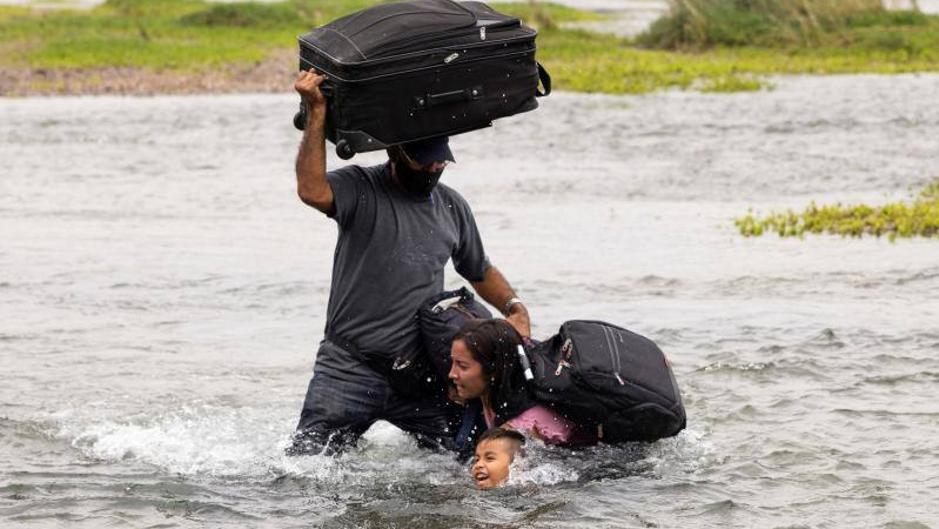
left=294, top=69, right=335, bottom=216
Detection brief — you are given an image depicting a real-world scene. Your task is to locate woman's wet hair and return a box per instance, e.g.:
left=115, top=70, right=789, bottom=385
left=452, top=319, right=526, bottom=418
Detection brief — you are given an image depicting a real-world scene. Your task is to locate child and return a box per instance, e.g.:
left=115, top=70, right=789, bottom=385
left=470, top=427, right=525, bottom=490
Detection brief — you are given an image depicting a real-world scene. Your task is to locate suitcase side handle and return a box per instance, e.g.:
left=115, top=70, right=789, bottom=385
left=415, top=86, right=483, bottom=110
left=293, top=79, right=334, bottom=131
left=536, top=62, right=551, bottom=97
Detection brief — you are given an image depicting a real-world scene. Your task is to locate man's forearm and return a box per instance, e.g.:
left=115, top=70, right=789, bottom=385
left=295, top=113, right=332, bottom=213
left=472, top=265, right=531, bottom=337
left=472, top=266, right=515, bottom=312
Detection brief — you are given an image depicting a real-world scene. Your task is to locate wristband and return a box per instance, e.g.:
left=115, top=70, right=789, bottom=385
left=503, top=297, right=523, bottom=315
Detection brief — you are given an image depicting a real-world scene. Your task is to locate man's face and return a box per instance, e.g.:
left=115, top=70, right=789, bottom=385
left=401, top=154, right=447, bottom=174
left=393, top=148, right=448, bottom=196
left=471, top=438, right=515, bottom=489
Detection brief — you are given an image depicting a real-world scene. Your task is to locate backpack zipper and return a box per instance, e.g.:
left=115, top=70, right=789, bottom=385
left=555, top=337, right=574, bottom=376
left=600, top=325, right=626, bottom=386
left=602, top=325, right=625, bottom=385
left=613, top=328, right=625, bottom=380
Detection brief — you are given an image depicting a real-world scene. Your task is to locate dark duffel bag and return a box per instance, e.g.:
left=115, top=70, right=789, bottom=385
left=526, top=321, right=687, bottom=443
left=293, top=0, right=551, bottom=159
left=418, top=287, right=493, bottom=380
left=389, top=287, right=492, bottom=396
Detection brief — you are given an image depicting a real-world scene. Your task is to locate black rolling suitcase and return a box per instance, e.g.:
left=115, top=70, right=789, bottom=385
left=293, top=0, right=551, bottom=159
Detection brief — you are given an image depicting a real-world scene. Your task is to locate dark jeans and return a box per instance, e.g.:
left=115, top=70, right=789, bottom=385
left=287, top=340, right=459, bottom=456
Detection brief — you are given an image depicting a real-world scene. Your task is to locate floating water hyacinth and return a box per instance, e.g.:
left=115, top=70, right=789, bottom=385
left=736, top=179, right=939, bottom=240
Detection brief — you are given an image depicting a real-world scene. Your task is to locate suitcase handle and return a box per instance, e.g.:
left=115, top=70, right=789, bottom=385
left=319, top=79, right=334, bottom=99
left=416, top=86, right=483, bottom=110
left=292, top=79, right=334, bottom=131
left=536, top=62, right=551, bottom=97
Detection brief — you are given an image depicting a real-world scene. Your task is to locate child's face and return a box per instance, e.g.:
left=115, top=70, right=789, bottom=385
left=471, top=438, right=516, bottom=489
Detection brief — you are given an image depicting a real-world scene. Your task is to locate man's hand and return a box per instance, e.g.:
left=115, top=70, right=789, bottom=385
left=505, top=303, right=531, bottom=339
left=294, top=68, right=327, bottom=122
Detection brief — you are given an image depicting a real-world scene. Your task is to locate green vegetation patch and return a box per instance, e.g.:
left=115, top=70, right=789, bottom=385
left=636, top=0, right=939, bottom=62
left=0, top=0, right=595, bottom=73
left=736, top=181, right=939, bottom=240
left=0, top=6, right=31, bottom=21
left=2, top=0, right=939, bottom=95
left=0, top=0, right=388, bottom=71
left=509, top=0, right=939, bottom=95
left=640, top=0, right=888, bottom=49
left=180, top=2, right=300, bottom=28
left=491, top=1, right=603, bottom=28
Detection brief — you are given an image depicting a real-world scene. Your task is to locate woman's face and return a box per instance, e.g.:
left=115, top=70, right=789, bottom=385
left=449, top=339, right=488, bottom=400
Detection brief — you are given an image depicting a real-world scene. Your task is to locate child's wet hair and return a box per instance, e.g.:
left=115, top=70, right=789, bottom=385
left=476, top=427, right=525, bottom=453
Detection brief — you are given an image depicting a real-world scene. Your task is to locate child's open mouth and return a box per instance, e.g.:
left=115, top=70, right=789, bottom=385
left=474, top=471, right=490, bottom=487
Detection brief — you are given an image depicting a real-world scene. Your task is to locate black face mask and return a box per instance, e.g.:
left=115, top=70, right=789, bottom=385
left=394, top=161, right=444, bottom=197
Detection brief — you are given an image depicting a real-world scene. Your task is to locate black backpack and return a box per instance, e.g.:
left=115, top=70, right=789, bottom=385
left=526, top=320, right=686, bottom=443
left=417, top=287, right=493, bottom=381
left=390, top=287, right=492, bottom=398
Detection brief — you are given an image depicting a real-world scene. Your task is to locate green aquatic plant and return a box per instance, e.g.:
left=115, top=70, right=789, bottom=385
left=735, top=180, right=939, bottom=240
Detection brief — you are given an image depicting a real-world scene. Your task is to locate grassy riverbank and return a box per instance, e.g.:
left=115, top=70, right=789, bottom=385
left=736, top=180, right=939, bottom=240
left=1, top=0, right=939, bottom=95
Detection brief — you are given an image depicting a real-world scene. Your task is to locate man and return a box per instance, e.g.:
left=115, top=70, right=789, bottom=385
left=288, top=68, right=531, bottom=455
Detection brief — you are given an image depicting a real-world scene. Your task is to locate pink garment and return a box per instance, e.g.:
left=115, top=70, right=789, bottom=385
left=505, top=405, right=597, bottom=446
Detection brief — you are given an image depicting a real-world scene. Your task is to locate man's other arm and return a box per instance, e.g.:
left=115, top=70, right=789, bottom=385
left=294, top=68, right=335, bottom=216
left=472, top=265, right=531, bottom=338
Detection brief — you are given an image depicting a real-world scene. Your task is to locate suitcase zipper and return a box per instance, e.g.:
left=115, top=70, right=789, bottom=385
left=343, top=0, right=479, bottom=53
left=300, top=48, right=536, bottom=84
left=300, top=32, right=533, bottom=70
left=376, top=27, right=474, bottom=58
left=373, top=20, right=521, bottom=59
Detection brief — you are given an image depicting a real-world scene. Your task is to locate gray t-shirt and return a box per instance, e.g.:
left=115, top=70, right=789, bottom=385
left=321, top=162, right=490, bottom=359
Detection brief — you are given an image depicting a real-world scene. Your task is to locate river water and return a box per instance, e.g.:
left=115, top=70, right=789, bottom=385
left=2, top=74, right=939, bottom=528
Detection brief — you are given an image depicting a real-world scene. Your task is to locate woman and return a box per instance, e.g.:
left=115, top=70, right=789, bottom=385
left=448, top=319, right=597, bottom=446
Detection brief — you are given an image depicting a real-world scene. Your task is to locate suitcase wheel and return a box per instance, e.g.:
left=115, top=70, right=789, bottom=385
left=336, top=139, right=355, bottom=160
